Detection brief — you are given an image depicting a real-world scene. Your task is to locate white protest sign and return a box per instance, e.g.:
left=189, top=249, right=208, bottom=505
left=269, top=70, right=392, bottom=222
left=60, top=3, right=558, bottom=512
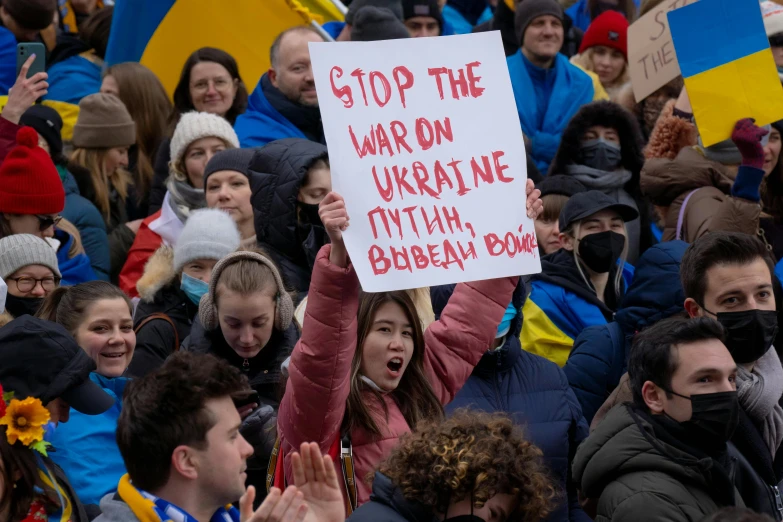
left=628, top=0, right=698, bottom=101
left=309, top=32, right=541, bottom=292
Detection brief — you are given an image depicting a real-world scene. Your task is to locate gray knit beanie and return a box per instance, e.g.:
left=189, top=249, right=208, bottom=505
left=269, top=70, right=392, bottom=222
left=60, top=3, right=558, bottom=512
left=0, top=277, right=6, bottom=312
left=352, top=7, right=411, bottom=41
left=346, top=0, right=403, bottom=24
left=170, top=112, right=239, bottom=168
left=514, top=0, right=564, bottom=45
left=173, top=209, right=241, bottom=273
left=204, top=148, right=256, bottom=186
left=72, top=94, right=136, bottom=149
left=0, top=234, right=61, bottom=279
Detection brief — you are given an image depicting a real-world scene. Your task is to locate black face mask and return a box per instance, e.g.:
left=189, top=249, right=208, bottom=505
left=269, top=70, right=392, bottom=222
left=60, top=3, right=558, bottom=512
left=4, top=294, right=44, bottom=318
left=578, top=230, right=626, bottom=273
left=703, top=307, right=778, bottom=364
left=663, top=388, right=739, bottom=444
left=296, top=200, right=322, bottom=227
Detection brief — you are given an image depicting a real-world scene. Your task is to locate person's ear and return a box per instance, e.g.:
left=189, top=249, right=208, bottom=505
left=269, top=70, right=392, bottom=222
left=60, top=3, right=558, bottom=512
left=683, top=297, right=703, bottom=318
left=560, top=233, right=574, bottom=251
left=642, top=381, right=666, bottom=414
left=171, top=445, right=200, bottom=481
left=268, top=68, right=277, bottom=86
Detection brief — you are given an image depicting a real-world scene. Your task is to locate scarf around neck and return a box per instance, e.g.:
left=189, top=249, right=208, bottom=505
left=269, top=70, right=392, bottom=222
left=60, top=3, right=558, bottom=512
left=166, top=176, right=206, bottom=223
left=736, top=348, right=783, bottom=457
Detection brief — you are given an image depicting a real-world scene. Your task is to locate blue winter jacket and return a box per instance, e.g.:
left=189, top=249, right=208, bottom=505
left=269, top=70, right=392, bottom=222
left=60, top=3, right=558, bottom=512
left=437, top=283, right=592, bottom=522
left=507, top=51, right=597, bottom=173
left=54, top=228, right=97, bottom=285
left=47, top=373, right=128, bottom=505
left=60, top=166, right=110, bottom=281
left=234, top=73, right=307, bottom=148
left=0, top=26, right=16, bottom=95
left=565, top=0, right=641, bottom=32
left=563, top=241, right=688, bottom=425
left=44, top=53, right=102, bottom=106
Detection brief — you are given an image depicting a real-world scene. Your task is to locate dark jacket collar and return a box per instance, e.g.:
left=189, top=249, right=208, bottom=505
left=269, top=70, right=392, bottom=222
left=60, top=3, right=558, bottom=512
left=367, top=472, right=437, bottom=522
left=261, top=75, right=324, bottom=144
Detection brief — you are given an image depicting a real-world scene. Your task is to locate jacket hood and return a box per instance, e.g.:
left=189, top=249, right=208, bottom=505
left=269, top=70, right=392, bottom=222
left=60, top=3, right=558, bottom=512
left=366, top=472, right=435, bottom=522
left=573, top=404, right=718, bottom=500
left=535, top=249, right=615, bottom=316
left=550, top=100, right=645, bottom=180
left=641, top=147, right=734, bottom=207
left=615, top=241, right=687, bottom=334
left=249, top=138, right=328, bottom=259
left=95, top=493, right=137, bottom=522
left=136, top=245, right=176, bottom=302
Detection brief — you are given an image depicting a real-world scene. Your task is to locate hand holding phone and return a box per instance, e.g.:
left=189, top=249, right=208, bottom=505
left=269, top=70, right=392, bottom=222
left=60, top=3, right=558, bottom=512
left=2, top=54, right=48, bottom=124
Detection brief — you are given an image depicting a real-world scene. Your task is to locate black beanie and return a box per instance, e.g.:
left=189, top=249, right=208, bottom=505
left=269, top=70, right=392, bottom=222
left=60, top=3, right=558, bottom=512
left=3, top=0, right=56, bottom=31
left=20, top=105, right=63, bottom=161
left=402, top=0, right=444, bottom=30
left=352, top=6, right=411, bottom=41
left=536, top=175, right=587, bottom=198
left=345, top=0, right=403, bottom=24
left=514, top=0, right=563, bottom=45
left=204, top=148, right=256, bottom=185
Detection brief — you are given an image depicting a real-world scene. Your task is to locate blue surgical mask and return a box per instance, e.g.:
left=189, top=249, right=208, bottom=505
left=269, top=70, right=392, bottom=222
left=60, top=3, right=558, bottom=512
left=578, top=138, right=622, bottom=172
left=180, top=273, right=209, bottom=305
left=496, top=301, right=518, bottom=339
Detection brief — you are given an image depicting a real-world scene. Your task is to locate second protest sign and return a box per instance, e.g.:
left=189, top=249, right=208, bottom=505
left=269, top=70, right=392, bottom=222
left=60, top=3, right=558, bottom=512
left=309, top=31, right=541, bottom=292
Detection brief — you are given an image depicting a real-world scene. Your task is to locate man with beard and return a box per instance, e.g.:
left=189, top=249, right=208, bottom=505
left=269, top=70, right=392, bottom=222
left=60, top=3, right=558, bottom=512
left=234, top=27, right=326, bottom=148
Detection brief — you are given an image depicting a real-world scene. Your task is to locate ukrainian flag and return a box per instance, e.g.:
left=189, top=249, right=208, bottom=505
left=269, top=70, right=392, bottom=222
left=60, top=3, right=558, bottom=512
left=105, top=0, right=343, bottom=97
left=668, top=0, right=783, bottom=147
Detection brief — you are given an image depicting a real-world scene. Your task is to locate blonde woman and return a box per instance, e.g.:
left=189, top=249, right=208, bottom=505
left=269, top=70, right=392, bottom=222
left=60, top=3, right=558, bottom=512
left=570, top=11, right=630, bottom=101
left=68, top=93, right=138, bottom=282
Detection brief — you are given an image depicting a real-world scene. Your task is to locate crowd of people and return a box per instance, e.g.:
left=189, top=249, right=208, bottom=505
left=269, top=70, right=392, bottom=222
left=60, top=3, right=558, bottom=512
left=2, top=0, right=783, bottom=521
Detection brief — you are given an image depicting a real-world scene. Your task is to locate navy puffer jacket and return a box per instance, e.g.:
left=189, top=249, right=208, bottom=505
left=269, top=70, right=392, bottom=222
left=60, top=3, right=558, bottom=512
left=563, top=241, right=688, bottom=425
left=436, top=282, right=591, bottom=522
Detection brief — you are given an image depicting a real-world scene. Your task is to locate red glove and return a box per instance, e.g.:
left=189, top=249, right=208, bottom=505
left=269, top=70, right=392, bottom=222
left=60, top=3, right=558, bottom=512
left=731, top=118, right=768, bottom=169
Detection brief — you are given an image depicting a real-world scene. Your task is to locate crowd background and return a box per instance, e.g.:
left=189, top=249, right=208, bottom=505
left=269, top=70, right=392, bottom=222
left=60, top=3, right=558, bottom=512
left=2, top=0, right=783, bottom=521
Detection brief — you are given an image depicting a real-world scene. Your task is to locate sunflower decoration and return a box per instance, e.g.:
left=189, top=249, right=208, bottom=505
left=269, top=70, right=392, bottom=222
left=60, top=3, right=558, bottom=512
left=0, top=386, right=52, bottom=456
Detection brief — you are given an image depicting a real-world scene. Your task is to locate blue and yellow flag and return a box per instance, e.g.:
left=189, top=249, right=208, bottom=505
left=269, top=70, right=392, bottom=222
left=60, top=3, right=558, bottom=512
left=668, top=0, right=783, bottom=146
left=105, top=0, right=343, bottom=97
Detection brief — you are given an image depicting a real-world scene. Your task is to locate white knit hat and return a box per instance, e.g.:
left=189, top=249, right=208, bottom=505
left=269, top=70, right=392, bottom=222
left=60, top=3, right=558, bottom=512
left=0, top=234, right=61, bottom=279
left=169, top=112, right=239, bottom=167
left=173, top=208, right=241, bottom=272
left=762, top=1, right=783, bottom=38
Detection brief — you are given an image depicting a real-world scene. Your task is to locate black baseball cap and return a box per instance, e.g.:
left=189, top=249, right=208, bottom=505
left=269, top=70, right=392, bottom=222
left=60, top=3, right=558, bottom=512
left=536, top=175, right=587, bottom=198
left=558, top=190, right=639, bottom=231
left=0, top=316, right=114, bottom=415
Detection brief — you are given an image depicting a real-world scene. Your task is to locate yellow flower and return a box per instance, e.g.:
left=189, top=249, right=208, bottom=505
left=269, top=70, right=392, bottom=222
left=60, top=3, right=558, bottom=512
left=0, top=397, right=50, bottom=446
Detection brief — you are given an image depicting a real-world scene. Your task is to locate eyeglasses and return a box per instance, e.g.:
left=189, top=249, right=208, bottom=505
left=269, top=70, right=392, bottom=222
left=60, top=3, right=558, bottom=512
left=190, top=77, right=231, bottom=93
left=7, top=276, right=61, bottom=293
left=36, top=215, right=63, bottom=231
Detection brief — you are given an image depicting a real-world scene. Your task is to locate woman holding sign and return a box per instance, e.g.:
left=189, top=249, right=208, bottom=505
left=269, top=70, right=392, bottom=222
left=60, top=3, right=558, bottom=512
left=275, top=181, right=543, bottom=511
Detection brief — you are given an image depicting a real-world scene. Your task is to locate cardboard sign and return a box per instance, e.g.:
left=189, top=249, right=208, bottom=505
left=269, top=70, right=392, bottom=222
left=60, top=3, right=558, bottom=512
left=668, top=0, right=783, bottom=146
left=627, top=0, right=698, bottom=102
left=309, top=32, right=541, bottom=292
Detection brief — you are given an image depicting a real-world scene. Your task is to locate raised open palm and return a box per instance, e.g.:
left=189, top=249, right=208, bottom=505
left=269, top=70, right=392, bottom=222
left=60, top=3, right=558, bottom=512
left=291, top=442, right=346, bottom=522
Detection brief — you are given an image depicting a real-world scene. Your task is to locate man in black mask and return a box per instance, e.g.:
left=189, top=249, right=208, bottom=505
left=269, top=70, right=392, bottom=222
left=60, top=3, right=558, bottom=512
left=573, top=316, right=743, bottom=522
left=681, top=231, right=783, bottom=520
left=235, top=26, right=326, bottom=148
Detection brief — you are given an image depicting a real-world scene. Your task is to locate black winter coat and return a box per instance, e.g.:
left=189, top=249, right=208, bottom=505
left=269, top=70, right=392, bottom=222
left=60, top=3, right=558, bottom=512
left=249, top=138, right=329, bottom=298
left=348, top=473, right=436, bottom=522
left=128, top=284, right=197, bottom=378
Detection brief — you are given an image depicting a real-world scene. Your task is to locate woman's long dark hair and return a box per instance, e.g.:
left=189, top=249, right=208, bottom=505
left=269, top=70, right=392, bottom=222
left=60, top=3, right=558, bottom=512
left=0, top=429, right=60, bottom=521
left=342, top=291, right=443, bottom=438
left=170, top=47, right=248, bottom=127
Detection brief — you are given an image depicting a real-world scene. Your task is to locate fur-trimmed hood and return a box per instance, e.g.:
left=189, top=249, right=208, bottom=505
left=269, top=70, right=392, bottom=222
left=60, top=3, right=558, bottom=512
left=136, top=246, right=176, bottom=303
left=549, top=100, right=645, bottom=180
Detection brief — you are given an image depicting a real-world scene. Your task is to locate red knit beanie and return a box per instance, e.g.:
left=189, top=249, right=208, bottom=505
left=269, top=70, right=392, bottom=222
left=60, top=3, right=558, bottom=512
left=0, top=127, right=65, bottom=215
left=579, top=10, right=629, bottom=59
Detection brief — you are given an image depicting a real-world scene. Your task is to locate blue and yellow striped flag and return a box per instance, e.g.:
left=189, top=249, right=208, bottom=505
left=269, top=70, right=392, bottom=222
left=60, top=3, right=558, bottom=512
left=105, top=0, right=343, bottom=97
left=668, top=0, right=783, bottom=147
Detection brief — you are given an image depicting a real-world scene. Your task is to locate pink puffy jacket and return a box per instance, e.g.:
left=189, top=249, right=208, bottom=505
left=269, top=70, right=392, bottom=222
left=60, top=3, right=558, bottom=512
left=278, top=245, right=518, bottom=506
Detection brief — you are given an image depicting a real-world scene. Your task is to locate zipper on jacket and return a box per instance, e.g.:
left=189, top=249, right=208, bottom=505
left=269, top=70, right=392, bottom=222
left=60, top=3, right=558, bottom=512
left=773, top=485, right=783, bottom=519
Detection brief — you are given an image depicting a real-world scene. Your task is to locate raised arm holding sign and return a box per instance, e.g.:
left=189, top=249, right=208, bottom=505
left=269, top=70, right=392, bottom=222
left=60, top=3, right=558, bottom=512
left=309, top=31, right=542, bottom=292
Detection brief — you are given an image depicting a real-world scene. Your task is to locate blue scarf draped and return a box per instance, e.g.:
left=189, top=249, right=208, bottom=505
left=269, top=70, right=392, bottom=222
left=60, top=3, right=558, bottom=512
left=507, top=51, right=594, bottom=173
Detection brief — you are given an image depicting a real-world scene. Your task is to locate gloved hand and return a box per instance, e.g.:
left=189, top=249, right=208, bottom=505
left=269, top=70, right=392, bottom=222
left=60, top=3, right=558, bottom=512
left=240, top=404, right=277, bottom=454
left=731, top=118, right=768, bottom=170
